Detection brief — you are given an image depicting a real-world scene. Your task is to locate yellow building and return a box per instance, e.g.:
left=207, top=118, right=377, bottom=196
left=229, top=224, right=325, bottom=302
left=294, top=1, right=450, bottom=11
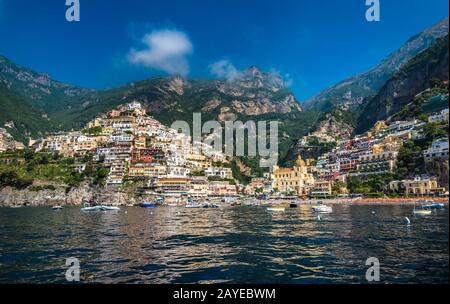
left=389, top=177, right=442, bottom=196
left=272, top=156, right=315, bottom=196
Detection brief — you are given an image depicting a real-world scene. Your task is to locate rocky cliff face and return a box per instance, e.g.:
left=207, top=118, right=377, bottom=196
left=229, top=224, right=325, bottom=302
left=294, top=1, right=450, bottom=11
left=305, top=18, right=449, bottom=112
left=0, top=184, right=138, bottom=206
left=312, top=110, right=355, bottom=141
left=356, top=35, right=449, bottom=133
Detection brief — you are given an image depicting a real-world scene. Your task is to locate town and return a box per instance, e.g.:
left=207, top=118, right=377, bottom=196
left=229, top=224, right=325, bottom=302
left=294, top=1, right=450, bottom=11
left=1, top=100, right=448, bottom=204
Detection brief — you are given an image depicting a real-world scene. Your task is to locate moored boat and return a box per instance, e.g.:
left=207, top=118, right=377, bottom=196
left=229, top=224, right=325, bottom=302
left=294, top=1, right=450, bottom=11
left=185, top=203, right=204, bottom=208
left=312, top=204, right=332, bottom=213
left=101, top=205, right=120, bottom=211
left=81, top=203, right=103, bottom=212
left=413, top=209, right=432, bottom=215
left=140, top=203, right=158, bottom=208
left=421, top=201, right=445, bottom=210
left=52, top=205, right=63, bottom=210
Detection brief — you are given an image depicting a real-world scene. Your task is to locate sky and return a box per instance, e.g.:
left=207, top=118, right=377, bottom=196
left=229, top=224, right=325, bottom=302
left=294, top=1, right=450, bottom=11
left=0, top=0, right=448, bottom=101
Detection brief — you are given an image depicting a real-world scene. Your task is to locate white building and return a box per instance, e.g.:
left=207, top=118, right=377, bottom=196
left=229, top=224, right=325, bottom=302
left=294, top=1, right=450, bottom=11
left=424, top=138, right=449, bottom=160
left=428, top=109, right=449, bottom=124
left=205, top=167, right=233, bottom=180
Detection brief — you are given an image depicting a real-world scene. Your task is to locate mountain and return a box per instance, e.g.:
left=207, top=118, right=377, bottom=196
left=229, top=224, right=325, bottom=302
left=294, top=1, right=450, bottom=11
left=0, top=56, right=302, bottom=140
left=356, top=35, right=449, bottom=133
left=0, top=55, right=89, bottom=112
left=52, top=66, right=302, bottom=131
left=304, top=17, right=449, bottom=112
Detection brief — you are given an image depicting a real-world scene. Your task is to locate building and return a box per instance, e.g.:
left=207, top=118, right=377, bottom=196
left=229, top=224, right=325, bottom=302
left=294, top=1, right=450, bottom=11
left=188, top=177, right=210, bottom=197
left=209, top=181, right=237, bottom=197
left=357, top=150, right=398, bottom=174
left=428, top=108, right=449, bottom=123
left=424, top=138, right=449, bottom=160
left=389, top=176, right=442, bottom=196
left=155, top=178, right=191, bottom=194
left=272, top=155, right=315, bottom=196
left=128, top=163, right=167, bottom=178
left=205, top=167, right=233, bottom=180
left=310, top=180, right=333, bottom=198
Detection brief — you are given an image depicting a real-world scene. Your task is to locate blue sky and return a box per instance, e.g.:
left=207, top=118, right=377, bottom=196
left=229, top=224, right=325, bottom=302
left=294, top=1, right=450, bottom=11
left=0, top=0, right=448, bottom=101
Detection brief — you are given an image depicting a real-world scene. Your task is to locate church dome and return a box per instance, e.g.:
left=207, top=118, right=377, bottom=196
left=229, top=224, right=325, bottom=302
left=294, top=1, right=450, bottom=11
left=295, top=155, right=306, bottom=167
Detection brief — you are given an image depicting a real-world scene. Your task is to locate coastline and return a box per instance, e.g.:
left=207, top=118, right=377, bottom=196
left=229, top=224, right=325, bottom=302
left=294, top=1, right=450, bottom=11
left=1, top=185, right=448, bottom=208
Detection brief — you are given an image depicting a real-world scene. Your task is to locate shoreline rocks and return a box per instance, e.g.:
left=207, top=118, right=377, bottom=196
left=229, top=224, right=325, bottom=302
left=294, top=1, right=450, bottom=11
left=0, top=184, right=138, bottom=207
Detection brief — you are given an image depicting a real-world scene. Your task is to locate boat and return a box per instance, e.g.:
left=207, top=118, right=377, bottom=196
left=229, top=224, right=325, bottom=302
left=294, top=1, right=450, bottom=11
left=312, top=204, right=333, bottom=213
left=413, top=201, right=432, bottom=215
left=81, top=203, right=103, bottom=212
left=203, top=203, right=220, bottom=209
left=52, top=205, right=63, bottom=210
left=101, top=205, right=120, bottom=211
left=185, top=203, right=204, bottom=208
left=9, top=205, right=22, bottom=208
left=413, top=209, right=432, bottom=215
left=267, top=207, right=285, bottom=212
left=421, top=201, right=445, bottom=210
left=81, top=202, right=120, bottom=212
left=140, top=203, right=158, bottom=208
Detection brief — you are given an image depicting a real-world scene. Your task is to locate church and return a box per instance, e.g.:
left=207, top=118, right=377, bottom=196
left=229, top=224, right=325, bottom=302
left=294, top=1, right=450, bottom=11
left=271, top=155, right=315, bottom=197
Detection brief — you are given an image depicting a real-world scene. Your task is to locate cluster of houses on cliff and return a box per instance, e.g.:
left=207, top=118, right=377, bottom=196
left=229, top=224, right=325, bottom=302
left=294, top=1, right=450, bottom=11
left=268, top=110, right=449, bottom=198
left=32, top=102, right=236, bottom=197
left=2, top=101, right=448, bottom=198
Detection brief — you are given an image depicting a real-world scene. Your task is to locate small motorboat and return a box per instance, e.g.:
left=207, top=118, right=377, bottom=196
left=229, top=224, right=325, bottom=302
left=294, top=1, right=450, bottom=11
left=185, top=203, right=203, bottom=208
left=413, top=209, right=432, bottom=215
left=421, top=201, right=445, bottom=210
left=140, top=203, right=158, bottom=208
left=312, top=205, right=333, bottom=213
left=101, top=205, right=120, bottom=211
left=52, top=205, right=63, bottom=210
left=81, top=203, right=103, bottom=212
left=203, top=203, right=220, bottom=209
left=267, top=207, right=285, bottom=212
left=9, top=205, right=22, bottom=208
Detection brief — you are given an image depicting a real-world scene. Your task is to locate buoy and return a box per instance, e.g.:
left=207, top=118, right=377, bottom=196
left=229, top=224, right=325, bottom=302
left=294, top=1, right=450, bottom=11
left=405, top=217, right=411, bottom=225
left=372, top=211, right=375, bottom=214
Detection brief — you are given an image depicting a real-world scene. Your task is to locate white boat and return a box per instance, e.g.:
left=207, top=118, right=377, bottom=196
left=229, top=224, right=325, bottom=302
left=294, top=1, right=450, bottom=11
left=101, top=205, right=120, bottom=211
left=312, top=205, right=333, bottom=213
left=185, top=203, right=204, bottom=208
left=81, top=203, right=103, bottom=212
left=267, top=207, right=285, bottom=212
left=52, top=205, right=63, bottom=210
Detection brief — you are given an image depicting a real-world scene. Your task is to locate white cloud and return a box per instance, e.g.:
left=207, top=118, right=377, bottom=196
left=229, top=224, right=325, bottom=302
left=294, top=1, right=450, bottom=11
left=128, top=29, right=193, bottom=76
left=268, top=69, right=293, bottom=87
left=209, top=60, right=243, bottom=82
